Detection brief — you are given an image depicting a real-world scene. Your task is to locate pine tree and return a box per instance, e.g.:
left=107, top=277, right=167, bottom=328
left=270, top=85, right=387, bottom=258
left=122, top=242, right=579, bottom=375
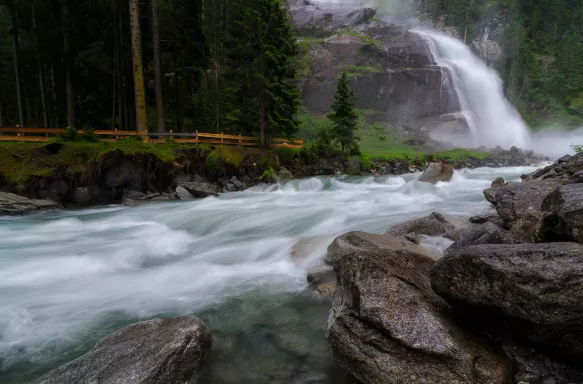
left=328, top=72, right=359, bottom=155
left=223, top=0, right=300, bottom=147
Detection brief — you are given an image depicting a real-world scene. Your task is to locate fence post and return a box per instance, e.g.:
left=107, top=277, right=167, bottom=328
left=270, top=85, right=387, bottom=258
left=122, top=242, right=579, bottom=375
left=221, top=132, right=224, bottom=146
left=195, top=130, right=199, bottom=144
left=142, top=131, right=149, bottom=143
left=115, top=128, right=118, bottom=141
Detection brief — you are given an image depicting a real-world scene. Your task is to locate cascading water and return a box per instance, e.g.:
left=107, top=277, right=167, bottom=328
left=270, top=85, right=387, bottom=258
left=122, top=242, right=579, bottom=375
left=413, top=29, right=531, bottom=149
left=0, top=166, right=543, bottom=383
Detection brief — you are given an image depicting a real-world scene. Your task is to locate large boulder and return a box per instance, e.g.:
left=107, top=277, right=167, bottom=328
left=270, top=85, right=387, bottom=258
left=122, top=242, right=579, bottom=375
left=37, top=316, right=211, bottom=384
left=326, top=240, right=510, bottom=384
left=419, top=162, right=454, bottom=184
left=445, top=222, right=521, bottom=255
left=178, top=181, right=219, bottom=198
left=175, top=186, right=195, bottom=201
left=431, top=243, right=583, bottom=362
left=326, top=230, right=439, bottom=265
left=541, top=183, right=583, bottom=243
left=0, top=192, right=61, bottom=215
left=491, top=180, right=561, bottom=242
left=384, top=212, right=464, bottom=239
left=277, top=166, right=294, bottom=181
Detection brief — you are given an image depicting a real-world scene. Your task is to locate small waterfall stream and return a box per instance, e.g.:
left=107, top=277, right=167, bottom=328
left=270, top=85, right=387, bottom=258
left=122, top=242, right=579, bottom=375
left=413, top=29, right=531, bottom=149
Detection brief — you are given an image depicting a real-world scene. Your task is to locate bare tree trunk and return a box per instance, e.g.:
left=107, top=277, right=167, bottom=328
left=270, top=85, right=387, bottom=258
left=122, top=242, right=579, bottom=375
left=63, top=2, right=75, bottom=127
left=32, top=2, right=49, bottom=127
left=259, top=101, right=266, bottom=148
left=11, top=6, right=25, bottom=127
left=117, top=10, right=126, bottom=131
left=50, top=64, right=61, bottom=127
left=152, top=0, right=165, bottom=133
left=129, top=0, right=148, bottom=132
left=111, top=39, right=117, bottom=131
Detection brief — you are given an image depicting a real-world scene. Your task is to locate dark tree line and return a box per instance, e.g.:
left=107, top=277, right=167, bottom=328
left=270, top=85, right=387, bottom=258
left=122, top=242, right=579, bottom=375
left=0, top=0, right=300, bottom=146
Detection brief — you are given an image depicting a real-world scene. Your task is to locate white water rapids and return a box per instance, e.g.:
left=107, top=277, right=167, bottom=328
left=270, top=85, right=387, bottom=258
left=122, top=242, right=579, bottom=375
left=0, top=166, right=540, bottom=383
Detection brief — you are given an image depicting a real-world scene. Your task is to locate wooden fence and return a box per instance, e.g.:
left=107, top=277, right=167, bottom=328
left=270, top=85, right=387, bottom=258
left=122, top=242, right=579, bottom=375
left=0, top=128, right=304, bottom=149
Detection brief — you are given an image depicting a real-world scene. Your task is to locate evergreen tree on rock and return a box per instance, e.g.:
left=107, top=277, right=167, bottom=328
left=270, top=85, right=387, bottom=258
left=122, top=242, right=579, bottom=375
left=328, top=72, right=359, bottom=155
left=223, top=0, right=300, bottom=147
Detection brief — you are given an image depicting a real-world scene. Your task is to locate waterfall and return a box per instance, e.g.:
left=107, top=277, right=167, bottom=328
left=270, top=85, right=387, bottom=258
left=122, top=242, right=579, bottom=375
left=413, top=29, right=531, bottom=149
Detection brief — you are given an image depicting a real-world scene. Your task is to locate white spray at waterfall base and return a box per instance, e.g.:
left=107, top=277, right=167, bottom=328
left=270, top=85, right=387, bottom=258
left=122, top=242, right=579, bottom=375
left=413, top=28, right=532, bottom=150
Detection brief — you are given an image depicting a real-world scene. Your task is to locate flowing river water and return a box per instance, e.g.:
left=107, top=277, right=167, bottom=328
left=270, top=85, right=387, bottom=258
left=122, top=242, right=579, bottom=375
left=0, top=166, right=541, bottom=383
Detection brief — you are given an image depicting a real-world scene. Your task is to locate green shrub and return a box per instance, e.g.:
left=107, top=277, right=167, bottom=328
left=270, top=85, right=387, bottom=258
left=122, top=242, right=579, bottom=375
left=58, top=126, right=79, bottom=142
left=79, top=124, right=100, bottom=143
left=205, top=152, right=222, bottom=174
left=359, top=154, right=373, bottom=172
left=572, top=144, right=583, bottom=154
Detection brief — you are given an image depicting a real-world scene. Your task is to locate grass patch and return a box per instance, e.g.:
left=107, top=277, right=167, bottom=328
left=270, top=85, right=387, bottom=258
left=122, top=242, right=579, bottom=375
left=430, top=148, right=492, bottom=161
left=344, top=64, right=384, bottom=78
left=339, top=27, right=383, bottom=50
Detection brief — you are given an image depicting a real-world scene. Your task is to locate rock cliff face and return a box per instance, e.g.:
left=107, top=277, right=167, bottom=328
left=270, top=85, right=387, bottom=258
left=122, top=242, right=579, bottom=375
left=292, top=0, right=460, bottom=131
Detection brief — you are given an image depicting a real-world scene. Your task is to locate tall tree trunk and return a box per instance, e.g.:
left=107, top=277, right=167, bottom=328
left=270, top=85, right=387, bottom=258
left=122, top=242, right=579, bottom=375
left=129, top=0, right=148, bottom=132
left=63, top=2, right=75, bottom=127
left=117, top=9, right=126, bottom=131
left=50, top=64, right=61, bottom=127
left=111, top=41, right=117, bottom=131
left=32, top=2, right=49, bottom=127
left=259, top=101, right=266, bottom=148
left=152, top=0, right=165, bottom=133
left=11, top=6, right=25, bottom=127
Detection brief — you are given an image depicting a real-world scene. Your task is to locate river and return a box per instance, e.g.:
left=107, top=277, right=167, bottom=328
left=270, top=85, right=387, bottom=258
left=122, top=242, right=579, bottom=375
left=0, top=165, right=540, bottom=383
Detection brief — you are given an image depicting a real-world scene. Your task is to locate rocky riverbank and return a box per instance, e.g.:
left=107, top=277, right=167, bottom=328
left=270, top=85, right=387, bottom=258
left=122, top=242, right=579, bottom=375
left=0, top=141, right=544, bottom=215
left=309, top=152, right=583, bottom=384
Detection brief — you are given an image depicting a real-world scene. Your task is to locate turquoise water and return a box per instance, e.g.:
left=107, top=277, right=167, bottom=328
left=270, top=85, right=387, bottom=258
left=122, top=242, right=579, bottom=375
left=0, top=167, right=538, bottom=383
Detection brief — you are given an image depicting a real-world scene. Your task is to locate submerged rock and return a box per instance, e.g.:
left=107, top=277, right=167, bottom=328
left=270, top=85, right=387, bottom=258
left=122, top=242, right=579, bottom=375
left=37, top=316, right=211, bottom=384
left=326, top=241, right=510, bottom=384
left=0, top=192, right=61, bottom=215
left=307, top=265, right=337, bottom=298
left=178, top=181, right=219, bottom=198
left=419, top=162, right=454, bottom=184
left=431, top=243, right=583, bottom=362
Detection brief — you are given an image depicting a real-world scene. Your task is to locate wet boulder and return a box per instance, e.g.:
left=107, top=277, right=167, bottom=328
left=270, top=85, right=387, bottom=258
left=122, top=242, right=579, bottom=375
left=419, top=162, right=454, bottom=184
left=502, top=341, right=583, bottom=384
left=307, top=265, right=336, bottom=297
left=470, top=214, right=504, bottom=227
left=326, top=230, right=439, bottom=265
left=541, top=183, right=583, bottom=243
left=385, top=212, right=465, bottom=239
left=37, top=316, right=211, bottom=384
left=445, top=222, right=521, bottom=255
left=176, top=186, right=195, bottom=200
left=278, top=167, right=294, bottom=181
left=491, top=180, right=561, bottom=242
left=0, top=192, right=61, bottom=215
left=431, top=243, right=583, bottom=362
left=326, top=240, right=510, bottom=384
left=178, top=181, right=219, bottom=198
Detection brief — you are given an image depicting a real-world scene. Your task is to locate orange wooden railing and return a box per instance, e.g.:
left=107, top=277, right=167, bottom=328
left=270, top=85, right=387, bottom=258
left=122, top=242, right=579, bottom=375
left=0, top=128, right=304, bottom=149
